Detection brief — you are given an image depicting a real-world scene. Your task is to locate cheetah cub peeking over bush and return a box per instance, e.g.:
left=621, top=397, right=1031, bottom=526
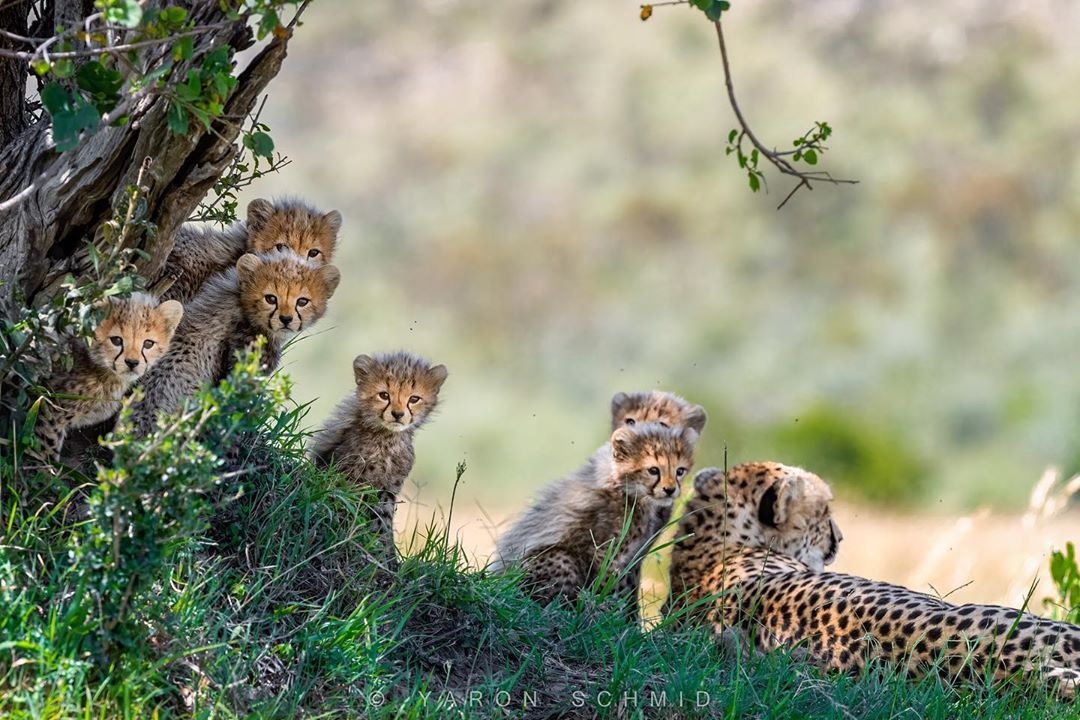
left=492, top=421, right=697, bottom=618
left=309, top=351, right=448, bottom=563
left=155, top=197, right=342, bottom=304
left=34, top=292, right=183, bottom=462
left=131, top=251, right=340, bottom=436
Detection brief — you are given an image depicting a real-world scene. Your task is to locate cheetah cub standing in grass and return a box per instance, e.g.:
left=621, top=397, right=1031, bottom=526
left=33, top=293, right=183, bottom=462
left=154, top=198, right=342, bottom=303
left=492, top=422, right=697, bottom=618
left=309, top=351, right=448, bottom=563
left=131, top=251, right=340, bottom=436
left=491, top=390, right=705, bottom=620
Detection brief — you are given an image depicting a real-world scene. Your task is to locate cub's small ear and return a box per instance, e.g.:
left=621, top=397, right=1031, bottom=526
left=319, top=264, right=341, bottom=296
left=427, top=364, right=449, bottom=393
left=680, top=427, right=700, bottom=447
left=610, top=425, right=637, bottom=462
left=683, top=403, right=707, bottom=434
left=693, top=467, right=723, bottom=495
left=236, top=253, right=261, bottom=283
left=610, top=391, right=632, bottom=422
left=156, top=300, right=184, bottom=333
left=247, top=199, right=274, bottom=232
left=353, top=354, right=377, bottom=384
left=323, top=210, right=343, bottom=236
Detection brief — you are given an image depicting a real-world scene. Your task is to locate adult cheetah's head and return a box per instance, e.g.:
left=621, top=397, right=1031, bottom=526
left=680, top=462, right=842, bottom=571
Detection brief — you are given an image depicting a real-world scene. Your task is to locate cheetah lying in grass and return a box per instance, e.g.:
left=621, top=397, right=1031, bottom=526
left=665, top=462, right=1080, bottom=699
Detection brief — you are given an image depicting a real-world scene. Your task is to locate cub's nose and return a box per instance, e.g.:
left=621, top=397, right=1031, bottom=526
left=125, top=358, right=139, bottom=370
left=663, top=485, right=677, bottom=497
left=391, top=410, right=405, bottom=420
left=279, top=315, right=293, bottom=327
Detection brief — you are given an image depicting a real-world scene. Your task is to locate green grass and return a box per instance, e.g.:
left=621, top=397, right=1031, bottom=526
left=0, top=359, right=1077, bottom=718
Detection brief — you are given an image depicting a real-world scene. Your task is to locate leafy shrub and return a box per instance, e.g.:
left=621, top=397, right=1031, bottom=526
left=1044, top=542, right=1080, bottom=625
left=768, top=405, right=929, bottom=506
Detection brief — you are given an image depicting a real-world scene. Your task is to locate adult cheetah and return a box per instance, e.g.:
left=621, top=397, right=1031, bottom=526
left=666, top=462, right=1080, bottom=699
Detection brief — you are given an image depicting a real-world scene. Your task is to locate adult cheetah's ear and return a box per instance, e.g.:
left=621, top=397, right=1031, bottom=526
left=236, top=253, right=261, bottom=284
left=156, top=300, right=184, bottom=334
left=682, top=403, right=707, bottom=434
left=318, top=264, right=341, bottom=297
left=693, top=467, right=723, bottom=495
left=426, top=364, right=449, bottom=393
left=353, top=354, right=377, bottom=385
left=611, top=425, right=638, bottom=462
left=247, top=198, right=274, bottom=232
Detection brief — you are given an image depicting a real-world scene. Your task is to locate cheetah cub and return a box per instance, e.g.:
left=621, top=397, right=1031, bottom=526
left=491, top=390, right=706, bottom=618
left=493, top=422, right=697, bottom=616
left=34, top=293, right=183, bottom=462
left=309, top=351, right=448, bottom=562
left=155, top=197, right=342, bottom=303
left=131, top=251, right=340, bottom=436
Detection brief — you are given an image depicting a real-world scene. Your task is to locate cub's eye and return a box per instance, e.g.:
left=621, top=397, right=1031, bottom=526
left=377, top=391, right=390, bottom=401
left=109, top=336, right=123, bottom=347
left=143, top=339, right=156, bottom=350
left=296, top=297, right=310, bottom=308
left=408, top=395, right=422, bottom=405
left=264, top=294, right=278, bottom=305
left=676, top=467, right=687, bottom=478
left=307, top=248, right=321, bottom=258
left=275, top=243, right=286, bottom=252
left=624, top=418, right=636, bottom=426
left=647, top=467, right=661, bottom=477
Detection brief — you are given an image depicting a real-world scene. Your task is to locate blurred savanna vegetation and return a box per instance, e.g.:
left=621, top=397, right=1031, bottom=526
left=252, top=0, right=1080, bottom=518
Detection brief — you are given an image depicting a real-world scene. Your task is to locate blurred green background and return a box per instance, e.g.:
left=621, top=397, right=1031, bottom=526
left=250, top=0, right=1080, bottom=517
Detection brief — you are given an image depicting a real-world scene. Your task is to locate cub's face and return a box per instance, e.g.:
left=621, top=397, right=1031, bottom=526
left=688, top=463, right=842, bottom=572
left=353, top=352, right=449, bottom=432
left=610, top=390, right=707, bottom=435
left=91, top=293, right=183, bottom=382
left=236, top=252, right=341, bottom=340
left=610, top=423, right=698, bottom=504
left=246, top=198, right=342, bottom=264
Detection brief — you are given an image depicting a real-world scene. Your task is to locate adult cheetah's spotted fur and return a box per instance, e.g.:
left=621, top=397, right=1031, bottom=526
left=666, top=462, right=1080, bottom=699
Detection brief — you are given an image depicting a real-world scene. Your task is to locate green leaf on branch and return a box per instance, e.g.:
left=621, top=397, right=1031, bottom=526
left=98, top=0, right=143, bottom=28
left=748, top=172, right=760, bottom=192
left=244, top=131, right=275, bottom=159
left=77, top=61, right=124, bottom=113
left=167, top=102, right=189, bottom=135
left=803, top=149, right=818, bottom=165
left=42, top=83, right=102, bottom=152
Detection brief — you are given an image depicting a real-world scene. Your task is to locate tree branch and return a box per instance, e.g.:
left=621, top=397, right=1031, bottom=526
left=713, top=19, right=858, bottom=209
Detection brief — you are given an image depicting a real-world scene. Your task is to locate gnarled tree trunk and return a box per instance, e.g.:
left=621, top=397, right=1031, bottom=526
left=0, top=2, right=295, bottom=309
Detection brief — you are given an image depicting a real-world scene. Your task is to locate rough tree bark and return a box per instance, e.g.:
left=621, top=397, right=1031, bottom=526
left=0, top=2, right=296, bottom=310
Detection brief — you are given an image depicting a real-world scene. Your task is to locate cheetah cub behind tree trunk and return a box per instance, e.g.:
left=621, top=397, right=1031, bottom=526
left=492, top=422, right=697, bottom=618
left=154, top=197, right=342, bottom=303
left=33, top=293, right=183, bottom=462
left=130, top=251, right=340, bottom=437
left=309, top=351, right=448, bottom=564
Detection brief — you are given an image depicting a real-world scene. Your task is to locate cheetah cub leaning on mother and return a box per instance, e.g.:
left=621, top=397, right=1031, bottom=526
left=309, top=351, right=448, bottom=564
left=33, top=293, right=183, bottom=463
left=131, top=250, right=340, bottom=436
left=493, top=419, right=698, bottom=620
